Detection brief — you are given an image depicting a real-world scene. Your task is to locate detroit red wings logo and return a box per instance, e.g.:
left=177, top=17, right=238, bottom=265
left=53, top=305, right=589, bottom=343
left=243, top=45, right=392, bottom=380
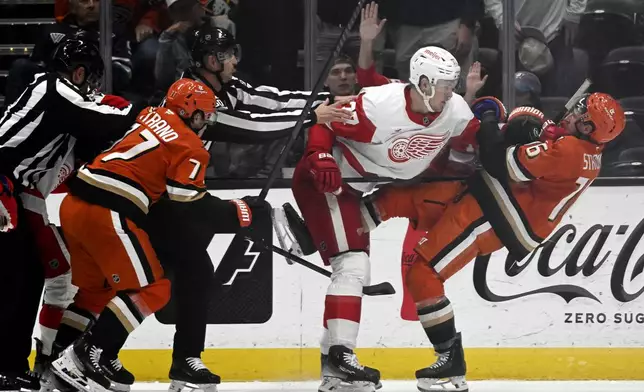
left=388, top=134, right=448, bottom=163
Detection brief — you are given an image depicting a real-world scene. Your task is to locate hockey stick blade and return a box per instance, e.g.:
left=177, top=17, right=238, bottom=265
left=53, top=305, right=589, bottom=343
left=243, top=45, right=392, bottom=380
left=362, top=282, right=396, bottom=296
left=270, top=243, right=397, bottom=297
left=256, top=0, right=368, bottom=202
left=244, top=229, right=395, bottom=296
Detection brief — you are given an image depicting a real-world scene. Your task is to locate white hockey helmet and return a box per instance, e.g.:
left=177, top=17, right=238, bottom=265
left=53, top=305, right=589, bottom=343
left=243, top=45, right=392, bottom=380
left=409, top=46, right=460, bottom=111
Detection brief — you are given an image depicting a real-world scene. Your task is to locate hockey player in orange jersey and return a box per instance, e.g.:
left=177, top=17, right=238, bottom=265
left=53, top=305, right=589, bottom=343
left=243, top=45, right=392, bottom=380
left=48, top=79, right=253, bottom=392
left=360, top=93, right=625, bottom=391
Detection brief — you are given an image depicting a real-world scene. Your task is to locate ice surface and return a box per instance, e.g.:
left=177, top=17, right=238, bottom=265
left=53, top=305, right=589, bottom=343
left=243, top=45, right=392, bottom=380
left=130, top=380, right=644, bottom=392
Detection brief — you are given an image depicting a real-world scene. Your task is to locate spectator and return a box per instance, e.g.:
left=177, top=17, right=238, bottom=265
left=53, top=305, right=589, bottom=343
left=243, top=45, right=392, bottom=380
left=325, top=54, right=359, bottom=96
left=154, top=0, right=206, bottom=92
left=206, top=0, right=238, bottom=36
left=514, top=70, right=542, bottom=108
left=378, top=0, right=485, bottom=90
left=314, top=0, right=363, bottom=81
left=484, top=0, right=587, bottom=96
left=5, top=0, right=133, bottom=104
left=129, top=0, right=171, bottom=97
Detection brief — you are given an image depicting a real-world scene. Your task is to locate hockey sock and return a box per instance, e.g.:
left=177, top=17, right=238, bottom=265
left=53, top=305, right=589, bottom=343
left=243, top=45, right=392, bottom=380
left=323, top=252, right=369, bottom=349
left=38, top=304, right=64, bottom=356
left=88, top=293, right=147, bottom=358
left=416, top=297, right=457, bottom=353
left=56, top=304, right=96, bottom=353
left=323, top=295, right=362, bottom=349
left=406, top=261, right=456, bottom=352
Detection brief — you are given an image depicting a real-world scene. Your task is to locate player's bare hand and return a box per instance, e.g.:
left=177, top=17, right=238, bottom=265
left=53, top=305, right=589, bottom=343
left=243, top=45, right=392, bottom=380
left=360, top=2, right=386, bottom=42
left=315, top=99, right=353, bottom=124
left=466, top=62, right=488, bottom=96
left=135, top=24, right=154, bottom=42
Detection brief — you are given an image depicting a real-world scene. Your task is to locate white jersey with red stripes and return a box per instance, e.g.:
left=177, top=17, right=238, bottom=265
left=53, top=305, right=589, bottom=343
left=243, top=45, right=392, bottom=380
left=329, top=83, right=476, bottom=192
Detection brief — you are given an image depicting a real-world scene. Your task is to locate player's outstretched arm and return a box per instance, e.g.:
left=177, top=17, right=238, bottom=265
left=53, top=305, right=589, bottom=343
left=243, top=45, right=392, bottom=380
left=200, top=99, right=351, bottom=143
left=230, top=77, right=330, bottom=113
left=53, top=79, right=143, bottom=146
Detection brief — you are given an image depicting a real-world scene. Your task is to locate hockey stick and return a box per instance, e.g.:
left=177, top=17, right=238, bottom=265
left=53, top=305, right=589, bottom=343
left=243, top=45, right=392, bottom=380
left=256, top=0, right=368, bottom=202
left=245, top=229, right=396, bottom=296
left=552, top=78, right=592, bottom=123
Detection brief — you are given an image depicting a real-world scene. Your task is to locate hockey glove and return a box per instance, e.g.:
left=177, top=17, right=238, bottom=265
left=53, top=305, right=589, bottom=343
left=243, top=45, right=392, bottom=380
left=306, top=151, right=343, bottom=195
left=100, top=94, right=131, bottom=109
left=541, top=119, right=568, bottom=141
left=471, top=96, right=507, bottom=122
left=0, top=175, right=18, bottom=232
left=229, top=198, right=252, bottom=227
left=503, top=106, right=545, bottom=145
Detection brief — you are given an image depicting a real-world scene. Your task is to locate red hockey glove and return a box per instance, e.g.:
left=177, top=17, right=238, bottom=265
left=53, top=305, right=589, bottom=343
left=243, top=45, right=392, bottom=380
left=541, top=119, right=568, bottom=141
left=229, top=198, right=252, bottom=227
left=306, top=151, right=343, bottom=195
left=100, top=94, right=131, bottom=109
left=0, top=175, right=18, bottom=232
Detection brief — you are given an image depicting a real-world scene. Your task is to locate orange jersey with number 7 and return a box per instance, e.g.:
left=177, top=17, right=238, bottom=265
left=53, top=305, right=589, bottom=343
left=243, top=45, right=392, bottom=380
left=73, top=106, right=210, bottom=228
left=469, top=135, right=603, bottom=259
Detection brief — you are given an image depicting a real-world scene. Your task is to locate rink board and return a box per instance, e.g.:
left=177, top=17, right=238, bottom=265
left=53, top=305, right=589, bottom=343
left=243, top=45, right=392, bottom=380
left=42, top=186, right=644, bottom=381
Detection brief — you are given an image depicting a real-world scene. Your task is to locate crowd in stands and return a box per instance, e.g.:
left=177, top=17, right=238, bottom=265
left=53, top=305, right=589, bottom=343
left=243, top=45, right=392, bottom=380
left=1, top=0, right=644, bottom=179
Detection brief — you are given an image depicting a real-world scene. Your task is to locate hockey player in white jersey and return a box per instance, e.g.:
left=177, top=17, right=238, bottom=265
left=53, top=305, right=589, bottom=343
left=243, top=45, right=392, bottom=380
left=289, top=46, right=506, bottom=392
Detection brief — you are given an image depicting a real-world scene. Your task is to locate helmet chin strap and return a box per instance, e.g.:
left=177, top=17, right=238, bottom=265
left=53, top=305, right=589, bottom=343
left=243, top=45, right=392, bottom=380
left=415, top=84, right=437, bottom=112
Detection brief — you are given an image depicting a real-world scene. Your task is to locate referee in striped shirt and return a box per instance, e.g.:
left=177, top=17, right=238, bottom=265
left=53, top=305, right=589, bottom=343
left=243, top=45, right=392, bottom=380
left=0, top=36, right=140, bottom=389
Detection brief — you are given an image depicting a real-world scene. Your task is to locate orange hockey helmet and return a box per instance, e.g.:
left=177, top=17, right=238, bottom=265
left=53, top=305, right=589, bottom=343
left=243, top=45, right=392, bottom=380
left=565, top=92, right=625, bottom=144
left=166, top=78, right=218, bottom=126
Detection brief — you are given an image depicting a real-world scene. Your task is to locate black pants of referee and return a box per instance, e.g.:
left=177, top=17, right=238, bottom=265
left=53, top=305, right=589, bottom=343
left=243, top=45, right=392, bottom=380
left=0, top=203, right=44, bottom=374
left=147, top=197, right=269, bottom=360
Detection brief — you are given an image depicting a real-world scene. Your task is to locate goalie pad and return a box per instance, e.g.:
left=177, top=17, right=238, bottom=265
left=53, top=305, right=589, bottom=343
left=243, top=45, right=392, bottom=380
left=272, top=203, right=317, bottom=261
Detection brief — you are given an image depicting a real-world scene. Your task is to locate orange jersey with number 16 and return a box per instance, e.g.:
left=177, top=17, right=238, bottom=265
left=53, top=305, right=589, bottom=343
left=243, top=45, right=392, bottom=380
left=470, top=135, right=603, bottom=259
left=74, top=106, right=210, bottom=227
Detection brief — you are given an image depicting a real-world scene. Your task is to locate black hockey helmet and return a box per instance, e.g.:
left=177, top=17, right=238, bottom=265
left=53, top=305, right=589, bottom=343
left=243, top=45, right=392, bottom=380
left=51, top=32, right=104, bottom=90
left=190, top=24, right=240, bottom=68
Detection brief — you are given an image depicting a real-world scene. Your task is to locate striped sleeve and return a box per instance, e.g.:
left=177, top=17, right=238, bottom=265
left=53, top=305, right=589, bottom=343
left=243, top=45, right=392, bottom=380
left=229, top=77, right=330, bottom=113
left=166, top=146, right=208, bottom=203
left=505, top=145, right=535, bottom=182
left=53, top=78, right=140, bottom=145
left=200, top=106, right=316, bottom=142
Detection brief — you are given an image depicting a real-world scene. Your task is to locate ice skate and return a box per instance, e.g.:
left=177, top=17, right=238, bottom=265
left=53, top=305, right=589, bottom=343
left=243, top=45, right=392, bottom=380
left=415, top=333, right=468, bottom=392
left=38, top=340, right=76, bottom=392
left=101, top=356, right=134, bottom=392
left=319, top=346, right=381, bottom=392
left=0, top=370, right=40, bottom=392
left=51, top=336, right=133, bottom=392
left=272, top=203, right=316, bottom=259
left=168, top=357, right=220, bottom=392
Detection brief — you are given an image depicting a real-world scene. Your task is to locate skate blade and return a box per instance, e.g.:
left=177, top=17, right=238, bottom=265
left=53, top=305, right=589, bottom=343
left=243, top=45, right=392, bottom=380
left=417, top=376, right=468, bottom=392
left=39, top=369, right=74, bottom=392
left=50, top=349, right=92, bottom=392
left=168, top=380, right=217, bottom=392
left=271, top=207, right=303, bottom=261
left=108, top=382, right=132, bottom=392
left=319, top=376, right=376, bottom=392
